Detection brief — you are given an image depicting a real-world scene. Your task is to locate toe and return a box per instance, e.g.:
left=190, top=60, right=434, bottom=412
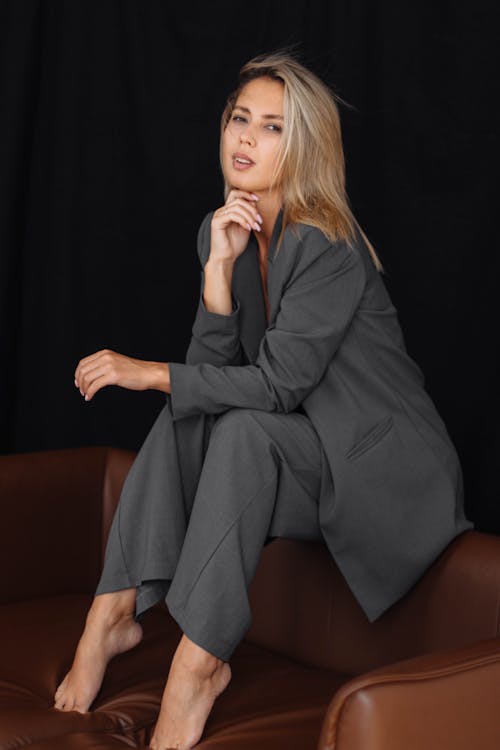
left=54, top=674, right=68, bottom=698
left=55, top=695, right=76, bottom=712
left=74, top=704, right=89, bottom=714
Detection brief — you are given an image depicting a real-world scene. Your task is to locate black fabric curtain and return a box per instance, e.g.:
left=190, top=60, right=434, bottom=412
left=0, top=1, right=496, bottom=531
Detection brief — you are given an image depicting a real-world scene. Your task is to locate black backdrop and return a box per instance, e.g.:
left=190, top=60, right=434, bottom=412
left=0, top=1, right=497, bottom=532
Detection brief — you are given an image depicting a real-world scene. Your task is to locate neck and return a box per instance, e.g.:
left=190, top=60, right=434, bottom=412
left=252, top=191, right=283, bottom=263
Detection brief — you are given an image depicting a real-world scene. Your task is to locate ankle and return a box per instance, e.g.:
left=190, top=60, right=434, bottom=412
left=176, top=636, right=223, bottom=677
left=180, top=654, right=222, bottom=679
left=90, top=591, right=136, bottom=626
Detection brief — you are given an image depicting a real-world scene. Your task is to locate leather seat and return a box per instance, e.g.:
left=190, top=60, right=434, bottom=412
left=1, top=446, right=499, bottom=749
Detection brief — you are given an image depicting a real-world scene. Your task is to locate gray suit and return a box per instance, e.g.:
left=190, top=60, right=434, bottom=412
left=167, top=208, right=474, bottom=623
left=95, top=207, right=474, bottom=661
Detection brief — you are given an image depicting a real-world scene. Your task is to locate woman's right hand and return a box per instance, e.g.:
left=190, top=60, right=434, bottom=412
left=209, top=189, right=263, bottom=264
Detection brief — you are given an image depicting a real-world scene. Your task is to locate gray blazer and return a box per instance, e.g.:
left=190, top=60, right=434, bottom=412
left=167, top=208, right=474, bottom=622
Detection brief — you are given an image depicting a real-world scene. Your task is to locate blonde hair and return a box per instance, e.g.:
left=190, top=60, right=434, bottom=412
left=219, top=50, right=384, bottom=272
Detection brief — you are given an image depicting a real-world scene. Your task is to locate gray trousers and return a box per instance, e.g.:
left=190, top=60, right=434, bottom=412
left=94, top=398, right=332, bottom=662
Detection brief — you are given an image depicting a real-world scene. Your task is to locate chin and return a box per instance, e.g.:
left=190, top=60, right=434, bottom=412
left=229, top=177, right=260, bottom=193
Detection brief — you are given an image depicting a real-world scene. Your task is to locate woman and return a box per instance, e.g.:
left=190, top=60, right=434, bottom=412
left=53, top=51, right=473, bottom=750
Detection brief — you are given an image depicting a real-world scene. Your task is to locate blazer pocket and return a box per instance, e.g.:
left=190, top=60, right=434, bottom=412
left=345, top=415, right=394, bottom=462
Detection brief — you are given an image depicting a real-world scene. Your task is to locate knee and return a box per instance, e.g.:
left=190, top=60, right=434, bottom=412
left=208, top=409, right=280, bottom=468
left=211, top=408, right=263, bottom=441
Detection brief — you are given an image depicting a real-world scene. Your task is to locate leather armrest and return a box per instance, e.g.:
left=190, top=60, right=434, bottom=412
left=0, top=446, right=134, bottom=604
left=317, top=636, right=500, bottom=750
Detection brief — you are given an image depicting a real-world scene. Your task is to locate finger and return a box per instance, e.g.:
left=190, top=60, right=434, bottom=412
left=76, top=349, right=110, bottom=369
left=83, top=373, right=110, bottom=402
left=226, top=188, right=259, bottom=203
left=80, top=365, right=116, bottom=396
left=78, top=350, right=117, bottom=383
left=74, top=349, right=110, bottom=383
left=219, top=200, right=263, bottom=230
left=215, top=207, right=252, bottom=232
left=225, top=195, right=263, bottom=223
left=223, top=204, right=262, bottom=231
left=79, top=360, right=113, bottom=396
left=214, top=206, right=260, bottom=232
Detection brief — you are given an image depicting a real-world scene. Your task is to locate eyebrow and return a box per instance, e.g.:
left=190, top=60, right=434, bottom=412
left=233, top=104, right=284, bottom=120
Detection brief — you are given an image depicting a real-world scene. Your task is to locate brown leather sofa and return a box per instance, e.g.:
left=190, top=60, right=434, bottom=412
left=1, top=445, right=499, bottom=749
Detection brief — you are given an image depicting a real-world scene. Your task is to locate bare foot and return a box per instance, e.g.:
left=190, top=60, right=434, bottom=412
left=53, top=590, right=143, bottom=713
left=149, top=634, right=232, bottom=750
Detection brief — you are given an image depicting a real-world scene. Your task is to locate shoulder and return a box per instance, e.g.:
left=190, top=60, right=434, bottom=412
left=196, top=210, right=215, bottom=265
left=199, top=209, right=215, bottom=232
left=283, top=221, right=364, bottom=279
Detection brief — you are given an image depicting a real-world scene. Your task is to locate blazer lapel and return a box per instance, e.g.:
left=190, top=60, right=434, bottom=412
left=266, top=207, right=284, bottom=325
left=232, top=235, right=268, bottom=364
left=232, top=207, right=285, bottom=364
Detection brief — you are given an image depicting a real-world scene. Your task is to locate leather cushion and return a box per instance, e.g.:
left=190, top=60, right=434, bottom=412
left=0, top=594, right=345, bottom=749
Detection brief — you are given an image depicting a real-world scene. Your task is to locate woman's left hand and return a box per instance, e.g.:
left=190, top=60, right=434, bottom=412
left=74, top=349, right=163, bottom=401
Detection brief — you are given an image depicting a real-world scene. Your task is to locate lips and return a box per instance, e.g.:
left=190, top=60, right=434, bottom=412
left=233, top=152, right=255, bottom=165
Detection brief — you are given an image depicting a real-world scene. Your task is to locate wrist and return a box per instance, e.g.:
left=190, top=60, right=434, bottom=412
left=203, top=257, right=235, bottom=315
left=149, top=361, right=171, bottom=394
left=205, top=256, right=235, bottom=274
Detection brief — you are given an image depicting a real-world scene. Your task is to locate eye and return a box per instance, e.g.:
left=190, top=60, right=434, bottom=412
left=231, top=115, right=246, bottom=123
left=266, top=123, right=282, bottom=132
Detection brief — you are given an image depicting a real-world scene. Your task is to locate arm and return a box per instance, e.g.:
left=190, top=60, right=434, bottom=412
left=168, top=231, right=366, bottom=420
left=73, top=215, right=245, bottom=402
left=185, top=211, right=244, bottom=367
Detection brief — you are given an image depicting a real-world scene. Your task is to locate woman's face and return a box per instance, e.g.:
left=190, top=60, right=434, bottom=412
left=222, top=76, right=284, bottom=197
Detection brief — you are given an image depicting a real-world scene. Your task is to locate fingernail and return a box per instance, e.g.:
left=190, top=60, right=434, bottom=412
left=252, top=194, right=259, bottom=200
left=84, top=394, right=89, bottom=401
left=257, top=214, right=263, bottom=223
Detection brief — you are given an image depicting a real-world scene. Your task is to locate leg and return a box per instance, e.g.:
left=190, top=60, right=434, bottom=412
left=54, top=401, right=216, bottom=713
left=150, top=406, right=327, bottom=750
left=165, top=407, right=326, bottom=661
left=53, top=587, right=143, bottom=712
left=94, top=401, right=218, bottom=620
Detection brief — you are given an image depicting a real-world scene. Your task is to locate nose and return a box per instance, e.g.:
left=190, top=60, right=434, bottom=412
left=240, top=126, right=255, bottom=147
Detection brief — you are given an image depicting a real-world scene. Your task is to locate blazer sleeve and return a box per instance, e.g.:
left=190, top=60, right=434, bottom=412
left=168, top=230, right=366, bottom=420
left=184, top=211, right=244, bottom=367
